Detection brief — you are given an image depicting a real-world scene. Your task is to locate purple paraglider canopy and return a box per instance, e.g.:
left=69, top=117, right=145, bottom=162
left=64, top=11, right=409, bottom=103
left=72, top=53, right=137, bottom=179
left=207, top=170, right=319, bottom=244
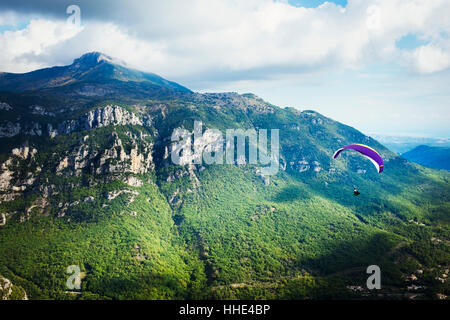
left=333, top=144, right=384, bottom=173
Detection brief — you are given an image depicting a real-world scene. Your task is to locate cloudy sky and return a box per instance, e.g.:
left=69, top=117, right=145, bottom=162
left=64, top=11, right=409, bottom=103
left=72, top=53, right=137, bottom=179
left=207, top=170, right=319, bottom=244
left=0, top=0, right=449, bottom=137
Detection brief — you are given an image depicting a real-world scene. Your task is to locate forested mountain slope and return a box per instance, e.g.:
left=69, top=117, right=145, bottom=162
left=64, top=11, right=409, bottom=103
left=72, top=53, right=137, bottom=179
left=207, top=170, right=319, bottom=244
left=0, top=53, right=449, bottom=299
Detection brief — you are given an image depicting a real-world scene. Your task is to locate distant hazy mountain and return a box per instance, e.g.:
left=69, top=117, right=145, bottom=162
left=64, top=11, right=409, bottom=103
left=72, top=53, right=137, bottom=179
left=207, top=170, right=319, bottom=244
left=370, top=134, right=450, bottom=154
left=0, top=52, right=449, bottom=300
left=402, top=145, right=450, bottom=170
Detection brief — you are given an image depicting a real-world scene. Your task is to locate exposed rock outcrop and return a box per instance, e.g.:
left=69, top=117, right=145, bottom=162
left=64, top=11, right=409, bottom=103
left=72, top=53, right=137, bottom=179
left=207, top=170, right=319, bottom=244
left=0, top=276, right=28, bottom=300
left=57, top=105, right=145, bottom=135
left=0, top=146, right=38, bottom=193
left=0, top=121, right=43, bottom=137
left=95, top=132, right=153, bottom=175
left=0, top=102, right=12, bottom=110
left=29, top=105, right=55, bottom=116
left=105, top=189, right=138, bottom=202
left=123, top=175, right=143, bottom=187
left=0, top=122, right=21, bottom=137
left=56, top=132, right=153, bottom=176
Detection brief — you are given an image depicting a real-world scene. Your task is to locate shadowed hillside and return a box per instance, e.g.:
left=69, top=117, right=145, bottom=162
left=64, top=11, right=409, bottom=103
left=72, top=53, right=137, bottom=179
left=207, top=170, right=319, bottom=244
left=403, top=145, right=450, bottom=170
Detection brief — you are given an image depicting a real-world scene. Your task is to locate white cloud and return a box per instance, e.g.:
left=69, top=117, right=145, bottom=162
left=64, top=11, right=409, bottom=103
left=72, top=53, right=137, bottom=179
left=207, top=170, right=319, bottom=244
left=0, top=11, right=20, bottom=26
left=409, top=43, right=450, bottom=74
left=0, top=18, right=82, bottom=72
left=0, top=0, right=449, bottom=77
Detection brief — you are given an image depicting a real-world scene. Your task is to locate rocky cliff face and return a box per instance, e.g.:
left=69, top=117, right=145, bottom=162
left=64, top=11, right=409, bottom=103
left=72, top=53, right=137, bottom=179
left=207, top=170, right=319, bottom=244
left=56, top=105, right=148, bottom=135
left=0, top=104, right=151, bottom=138
left=0, top=104, right=155, bottom=223
left=55, top=131, right=154, bottom=176
left=0, top=146, right=38, bottom=194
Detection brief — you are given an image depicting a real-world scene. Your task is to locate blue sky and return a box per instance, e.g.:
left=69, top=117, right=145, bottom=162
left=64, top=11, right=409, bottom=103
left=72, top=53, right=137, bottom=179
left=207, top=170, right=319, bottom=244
left=288, top=0, right=347, bottom=8
left=0, top=22, right=28, bottom=33
left=396, top=34, right=429, bottom=51
left=0, top=0, right=449, bottom=138
left=198, top=60, right=450, bottom=137
left=250, top=65, right=450, bottom=137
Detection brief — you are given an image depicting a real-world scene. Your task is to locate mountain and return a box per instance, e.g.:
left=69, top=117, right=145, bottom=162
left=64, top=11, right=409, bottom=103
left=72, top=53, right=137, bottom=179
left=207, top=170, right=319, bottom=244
left=370, top=134, right=450, bottom=154
left=0, top=53, right=449, bottom=300
left=403, top=145, right=450, bottom=170
left=0, top=52, right=190, bottom=93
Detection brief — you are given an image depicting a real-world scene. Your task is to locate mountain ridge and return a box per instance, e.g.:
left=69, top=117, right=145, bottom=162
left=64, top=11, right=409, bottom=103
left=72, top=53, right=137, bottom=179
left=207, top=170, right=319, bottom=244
left=0, top=51, right=191, bottom=93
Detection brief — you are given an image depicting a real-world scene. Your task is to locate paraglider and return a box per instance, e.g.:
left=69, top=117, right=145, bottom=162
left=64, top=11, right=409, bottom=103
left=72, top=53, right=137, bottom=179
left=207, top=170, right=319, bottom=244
left=333, top=144, right=384, bottom=173
left=333, top=144, right=384, bottom=195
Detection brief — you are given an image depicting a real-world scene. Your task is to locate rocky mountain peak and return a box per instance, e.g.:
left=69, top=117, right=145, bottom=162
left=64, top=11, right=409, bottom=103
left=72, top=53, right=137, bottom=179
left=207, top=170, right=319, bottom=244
left=71, top=52, right=125, bottom=69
